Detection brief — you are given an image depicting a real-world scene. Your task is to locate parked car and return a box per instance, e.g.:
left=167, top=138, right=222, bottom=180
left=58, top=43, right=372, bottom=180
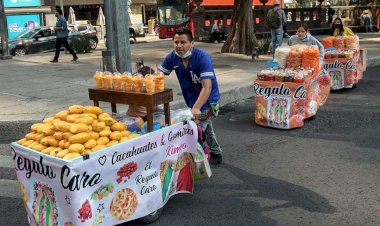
left=68, top=24, right=98, bottom=49
left=104, top=27, right=136, bottom=47
left=0, top=26, right=81, bottom=56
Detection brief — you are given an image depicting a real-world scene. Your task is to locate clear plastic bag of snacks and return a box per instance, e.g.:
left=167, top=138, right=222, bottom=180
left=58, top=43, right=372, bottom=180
left=122, top=71, right=133, bottom=92
left=334, top=36, right=345, bottom=49
left=93, top=71, right=104, bottom=89
left=133, top=73, right=144, bottom=92
left=287, top=45, right=306, bottom=68
left=274, top=46, right=291, bottom=67
left=302, top=45, right=320, bottom=70
left=102, top=71, right=113, bottom=89
left=322, top=37, right=335, bottom=49
left=344, top=35, right=359, bottom=49
left=112, top=72, right=123, bottom=91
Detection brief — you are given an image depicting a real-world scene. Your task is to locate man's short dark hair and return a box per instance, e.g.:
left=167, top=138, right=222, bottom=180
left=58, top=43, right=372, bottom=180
left=175, top=28, right=193, bottom=42
left=56, top=9, right=63, bottom=15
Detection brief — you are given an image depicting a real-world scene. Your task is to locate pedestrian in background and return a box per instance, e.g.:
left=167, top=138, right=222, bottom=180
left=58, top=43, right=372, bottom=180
left=327, top=2, right=335, bottom=28
left=50, top=8, right=78, bottom=63
left=159, top=28, right=223, bottom=166
left=361, top=10, right=373, bottom=32
left=266, top=0, right=287, bottom=56
left=211, top=19, right=225, bottom=43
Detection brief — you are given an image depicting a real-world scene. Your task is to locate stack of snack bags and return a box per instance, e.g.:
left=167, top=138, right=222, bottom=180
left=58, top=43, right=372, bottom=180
left=334, top=36, right=345, bottom=49
left=344, top=36, right=359, bottom=49
left=322, top=37, right=335, bottom=49
left=287, top=45, right=306, bottom=68
left=302, top=45, right=320, bottom=70
left=274, top=46, right=291, bottom=67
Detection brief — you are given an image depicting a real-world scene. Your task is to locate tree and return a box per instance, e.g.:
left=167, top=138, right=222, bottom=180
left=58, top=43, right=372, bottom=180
left=221, top=0, right=258, bottom=55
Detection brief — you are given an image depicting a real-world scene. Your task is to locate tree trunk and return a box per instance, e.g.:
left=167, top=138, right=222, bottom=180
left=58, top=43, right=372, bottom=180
left=221, top=0, right=258, bottom=55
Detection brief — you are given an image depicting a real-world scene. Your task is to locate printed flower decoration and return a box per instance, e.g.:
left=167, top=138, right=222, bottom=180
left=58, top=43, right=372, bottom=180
left=318, top=75, right=330, bottom=86
left=308, top=100, right=318, bottom=115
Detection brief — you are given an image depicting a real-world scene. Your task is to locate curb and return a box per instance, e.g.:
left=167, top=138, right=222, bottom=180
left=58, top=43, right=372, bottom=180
left=1, top=56, right=379, bottom=142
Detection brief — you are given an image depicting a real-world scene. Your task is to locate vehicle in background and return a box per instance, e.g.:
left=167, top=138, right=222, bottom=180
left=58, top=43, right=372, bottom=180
left=68, top=24, right=99, bottom=49
left=104, top=27, right=137, bottom=47
left=157, top=0, right=190, bottom=39
left=0, top=27, right=81, bottom=56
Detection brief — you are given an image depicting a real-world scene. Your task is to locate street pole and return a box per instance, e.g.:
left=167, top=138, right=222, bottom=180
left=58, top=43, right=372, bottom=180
left=0, top=0, right=12, bottom=60
left=111, top=0, right=132, bottom=73
left=102, top=0, right=116, bottom=72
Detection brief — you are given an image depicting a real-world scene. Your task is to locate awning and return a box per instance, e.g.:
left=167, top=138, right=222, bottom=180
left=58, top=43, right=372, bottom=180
left=200, top=0, right=278, bottom=6
left=5, top=6, right=51, bottom=14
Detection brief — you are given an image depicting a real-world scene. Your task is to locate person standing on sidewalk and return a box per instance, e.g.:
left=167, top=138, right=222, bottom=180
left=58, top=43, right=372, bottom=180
left=327, top=3, right=335, bottom=28
left=159, top=28, right=223, bottom=166
left=266, top=0, right=287, bottom=57
left=50, top=9, right=78, bottom=63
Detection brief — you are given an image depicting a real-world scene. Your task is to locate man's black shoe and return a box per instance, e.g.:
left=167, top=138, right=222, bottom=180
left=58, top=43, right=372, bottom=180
left=50, top=59, right=58, bottom=63
left=72, top=56, right=78, bottom=62
left=210, top=153, right=222, bottom=166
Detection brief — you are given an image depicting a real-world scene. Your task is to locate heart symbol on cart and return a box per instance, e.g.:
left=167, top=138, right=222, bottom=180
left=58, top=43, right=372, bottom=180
left=98, top=156, right=107, bottom=166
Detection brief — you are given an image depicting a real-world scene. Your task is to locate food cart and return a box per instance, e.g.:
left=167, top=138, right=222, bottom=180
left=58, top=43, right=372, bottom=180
left=254, top=45, right=331, bottom=129
left=322, top=36, right=366, bottom=90
left=10, top=71, right=211, bottom=225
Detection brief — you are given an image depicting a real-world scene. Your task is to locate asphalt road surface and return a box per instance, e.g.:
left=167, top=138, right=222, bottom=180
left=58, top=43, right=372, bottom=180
left=1, top=66, right=380, bottom=226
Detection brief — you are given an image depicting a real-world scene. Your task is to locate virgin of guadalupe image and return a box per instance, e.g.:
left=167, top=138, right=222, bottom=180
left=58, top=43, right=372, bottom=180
left=269, top=98, right=289, bottom=128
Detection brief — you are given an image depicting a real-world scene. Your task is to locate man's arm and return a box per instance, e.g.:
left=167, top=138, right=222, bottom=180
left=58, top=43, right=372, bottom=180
left=191, top=79, right=212, bottom=119
left=158, top=52, right=174, bottom=75
left=281, top=10, right=287, bottom=24
left=54, top=17, right=64, bottom=31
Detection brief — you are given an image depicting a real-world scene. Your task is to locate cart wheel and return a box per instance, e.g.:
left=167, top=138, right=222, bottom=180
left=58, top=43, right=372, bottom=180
left=139, top=207, right=163, bottom=224
left=352, top=84, right=357, bottom=88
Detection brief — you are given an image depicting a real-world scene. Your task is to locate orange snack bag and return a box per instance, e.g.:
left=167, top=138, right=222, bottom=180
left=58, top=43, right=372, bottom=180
left=287, top=45, right=305, bottom=68
left=344, top=36, right=359, bottom=49
left=334, top=36, right=345, bottom=49
left=322, top=37, right=334, bottom=49
left=302, top=45, right=320, bottom=70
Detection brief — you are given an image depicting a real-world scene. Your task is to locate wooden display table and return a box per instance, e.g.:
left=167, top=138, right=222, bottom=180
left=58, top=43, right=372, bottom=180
left=88, top=88, right=173, bottom=132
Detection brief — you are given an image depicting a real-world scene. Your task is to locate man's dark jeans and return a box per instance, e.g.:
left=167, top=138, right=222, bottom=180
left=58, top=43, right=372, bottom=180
left=54, top=37, right=77, bottom=60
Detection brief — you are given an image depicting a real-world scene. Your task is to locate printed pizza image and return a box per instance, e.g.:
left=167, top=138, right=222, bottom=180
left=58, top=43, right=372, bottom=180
left=110, top=188, right=138, bottom=220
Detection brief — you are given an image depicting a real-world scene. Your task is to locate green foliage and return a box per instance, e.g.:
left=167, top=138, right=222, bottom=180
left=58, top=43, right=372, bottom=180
left=70, top=37, right=91, bottom=54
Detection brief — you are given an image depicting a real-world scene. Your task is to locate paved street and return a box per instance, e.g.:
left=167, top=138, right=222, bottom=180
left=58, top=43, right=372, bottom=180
left=1, top=62, right=379, bottom=225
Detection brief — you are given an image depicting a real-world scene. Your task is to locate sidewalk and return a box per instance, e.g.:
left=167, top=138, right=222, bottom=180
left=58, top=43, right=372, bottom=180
left=1, top=33, right=380, bottom=140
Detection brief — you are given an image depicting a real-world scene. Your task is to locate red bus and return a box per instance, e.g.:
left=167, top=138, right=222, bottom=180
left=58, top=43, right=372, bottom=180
left=157, top=0, right=279, bottom=39
left=157, top=0, right=190, bottom=39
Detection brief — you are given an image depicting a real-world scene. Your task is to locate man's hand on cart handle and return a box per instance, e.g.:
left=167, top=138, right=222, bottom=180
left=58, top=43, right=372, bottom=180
left=191, top=107, right=202, bottom=122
